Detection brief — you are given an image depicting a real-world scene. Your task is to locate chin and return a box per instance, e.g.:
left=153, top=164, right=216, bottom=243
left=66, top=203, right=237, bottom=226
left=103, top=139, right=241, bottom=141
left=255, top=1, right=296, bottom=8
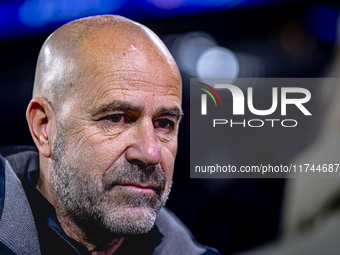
left=101, top=206, right=158, bottom=235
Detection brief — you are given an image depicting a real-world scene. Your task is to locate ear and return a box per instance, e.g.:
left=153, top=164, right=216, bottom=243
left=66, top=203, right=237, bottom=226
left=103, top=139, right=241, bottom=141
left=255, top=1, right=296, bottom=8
left=26, top=97, right=55, bottom=158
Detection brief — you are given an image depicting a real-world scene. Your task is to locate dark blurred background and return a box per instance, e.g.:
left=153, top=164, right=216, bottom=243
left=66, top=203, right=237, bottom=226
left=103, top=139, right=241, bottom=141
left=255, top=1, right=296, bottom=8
left=1, top=0, right=340, bottom=254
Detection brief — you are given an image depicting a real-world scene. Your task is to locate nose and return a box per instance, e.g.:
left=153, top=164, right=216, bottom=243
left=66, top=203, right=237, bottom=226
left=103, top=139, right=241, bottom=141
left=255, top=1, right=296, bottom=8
left=126, top=118, right=162, bottom=167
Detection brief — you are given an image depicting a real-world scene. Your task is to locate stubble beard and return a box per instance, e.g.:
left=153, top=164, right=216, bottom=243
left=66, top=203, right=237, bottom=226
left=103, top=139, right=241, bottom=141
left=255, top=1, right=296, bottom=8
left=50, top=123, right=171, bottom=240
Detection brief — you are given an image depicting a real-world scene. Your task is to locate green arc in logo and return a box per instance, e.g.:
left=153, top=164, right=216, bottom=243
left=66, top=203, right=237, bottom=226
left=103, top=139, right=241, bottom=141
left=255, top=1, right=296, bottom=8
left=199, top=88, right=217, bottom=106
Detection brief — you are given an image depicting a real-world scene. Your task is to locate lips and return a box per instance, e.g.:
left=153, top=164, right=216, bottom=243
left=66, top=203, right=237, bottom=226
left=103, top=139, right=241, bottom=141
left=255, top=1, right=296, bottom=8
left=101, top=163, right=166, bottom=196
left=121, top=183, right=155, bottom=189
left=117, top=183, right=156, bottom=194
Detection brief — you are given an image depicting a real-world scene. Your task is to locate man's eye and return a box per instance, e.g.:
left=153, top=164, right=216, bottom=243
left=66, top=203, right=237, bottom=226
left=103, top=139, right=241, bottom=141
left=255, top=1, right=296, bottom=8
left=154, top=119, right=174, bottom=129
left=104, top=114, right=130, bottom=123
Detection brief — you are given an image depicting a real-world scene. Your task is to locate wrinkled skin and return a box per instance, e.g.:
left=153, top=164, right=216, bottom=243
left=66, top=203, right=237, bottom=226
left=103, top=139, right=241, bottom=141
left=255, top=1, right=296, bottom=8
left=26, top=15, right=182, bottom=254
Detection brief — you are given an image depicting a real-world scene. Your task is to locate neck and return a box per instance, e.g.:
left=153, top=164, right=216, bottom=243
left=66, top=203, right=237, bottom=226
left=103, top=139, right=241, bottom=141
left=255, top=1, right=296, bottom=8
left=56, top=206, right=124, bottom=254
left=36, top=176, right=124, bottom=254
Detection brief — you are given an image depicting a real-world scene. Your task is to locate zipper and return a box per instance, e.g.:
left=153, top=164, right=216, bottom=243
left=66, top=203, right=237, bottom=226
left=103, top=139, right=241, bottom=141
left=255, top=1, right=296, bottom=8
left=51, top=227, right=82, bottom=255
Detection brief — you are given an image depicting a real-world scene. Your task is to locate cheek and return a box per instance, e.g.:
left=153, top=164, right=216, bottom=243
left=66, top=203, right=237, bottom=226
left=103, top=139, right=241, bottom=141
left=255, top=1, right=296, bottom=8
left=160, top=142, right=178, bottom=185
left=64, top=117, right=178, bottom=181
left=65, top=128, right=127, bottom=176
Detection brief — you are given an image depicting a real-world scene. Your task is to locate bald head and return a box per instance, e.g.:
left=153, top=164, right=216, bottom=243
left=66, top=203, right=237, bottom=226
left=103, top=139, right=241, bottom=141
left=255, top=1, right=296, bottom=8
left=27, top=15, right=182, bottom=248
left=33, top=15, right=180, bottom=117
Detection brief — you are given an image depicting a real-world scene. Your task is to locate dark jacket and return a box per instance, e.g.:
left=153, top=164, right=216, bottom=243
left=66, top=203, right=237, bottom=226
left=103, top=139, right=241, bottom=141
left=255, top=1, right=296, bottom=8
left=0, top=146, right=220, bottom=255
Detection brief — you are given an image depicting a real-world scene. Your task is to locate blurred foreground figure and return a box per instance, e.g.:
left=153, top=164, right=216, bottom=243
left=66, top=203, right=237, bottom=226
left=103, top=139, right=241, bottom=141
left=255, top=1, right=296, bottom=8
left=0, top=15, right=220, bottom=255
left=234, top=23, right=340, bottom=255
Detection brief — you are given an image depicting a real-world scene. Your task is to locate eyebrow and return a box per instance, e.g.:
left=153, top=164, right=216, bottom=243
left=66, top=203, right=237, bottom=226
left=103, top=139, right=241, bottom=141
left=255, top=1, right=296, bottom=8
left=91, top=100, right=183, bottom=121
left=155, top=106, right=184, bottom=122
left=91, top=100, right=144, bottom=116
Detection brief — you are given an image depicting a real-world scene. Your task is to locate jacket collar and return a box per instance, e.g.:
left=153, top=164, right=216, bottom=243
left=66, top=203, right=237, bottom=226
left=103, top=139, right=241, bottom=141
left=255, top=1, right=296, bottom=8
left=1, top=146, right=164, bottom=255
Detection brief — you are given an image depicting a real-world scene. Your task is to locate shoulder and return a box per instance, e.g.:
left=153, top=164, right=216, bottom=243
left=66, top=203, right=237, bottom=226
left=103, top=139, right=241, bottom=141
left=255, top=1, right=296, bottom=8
left=0, top=146, right=41, bottom=255
left=154, top=207, right=221, bottom=255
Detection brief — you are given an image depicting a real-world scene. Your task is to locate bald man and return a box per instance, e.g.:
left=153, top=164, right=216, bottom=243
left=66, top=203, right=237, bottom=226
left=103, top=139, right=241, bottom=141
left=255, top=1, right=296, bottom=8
left=0, top=15, right=220, bottom=255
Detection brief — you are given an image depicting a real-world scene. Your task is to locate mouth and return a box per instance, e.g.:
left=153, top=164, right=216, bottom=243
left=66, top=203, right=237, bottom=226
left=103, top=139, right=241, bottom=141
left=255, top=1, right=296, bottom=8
left=117, top=183, right=156, bottom=194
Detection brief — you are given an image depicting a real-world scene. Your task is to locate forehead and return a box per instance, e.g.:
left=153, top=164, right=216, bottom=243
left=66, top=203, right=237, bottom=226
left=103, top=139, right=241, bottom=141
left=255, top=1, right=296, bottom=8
left=70, top=60, right=180, bottom=118
left=69, top=25, right=182, bottom=112
left=86, top=70, right=181, bottom=110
